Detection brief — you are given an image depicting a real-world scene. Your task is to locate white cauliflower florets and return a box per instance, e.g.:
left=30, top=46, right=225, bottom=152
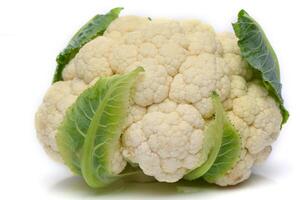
left=169, top=53, right=231, bottom=118
left=36, top=16, right=283, bottom=185
left=63, top=37, right=115, bottom=83
left=122, top=101, right=206, bottom=182
left=35, top=79, right=88, bottom=161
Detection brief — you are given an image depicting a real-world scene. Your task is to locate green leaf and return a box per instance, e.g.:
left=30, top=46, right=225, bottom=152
left=203, top=118, right=241, bottom=182
left=184, top=92, right=241, bottom=182
left=56, top=67, right=144, bottom=188
left=184, top=92, right=224, bottom=180
left=232, top=9, right=289, bottom=124
left=52, top=7, right=123, bottom=83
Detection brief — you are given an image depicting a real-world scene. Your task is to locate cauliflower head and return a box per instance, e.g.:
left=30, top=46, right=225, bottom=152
left=36, top=16, right=282, bottom=186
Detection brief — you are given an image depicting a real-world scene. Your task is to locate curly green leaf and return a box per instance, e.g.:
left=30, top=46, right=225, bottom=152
left=56, top=67, right=144, bottom=188
left=184, top=92, right=241, bottom=182
left=232, top=9, right=289, bottom=124
left=184, top=92, right=224, bottom=180
left=203, top=118, right=241, bottom=182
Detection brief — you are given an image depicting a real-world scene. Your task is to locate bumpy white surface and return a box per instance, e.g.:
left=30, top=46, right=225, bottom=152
left=122, top=100, right=206, bottom=182
left=36, top=16, right=282, bottom=185
left=35, top=79, right=87, bottom=161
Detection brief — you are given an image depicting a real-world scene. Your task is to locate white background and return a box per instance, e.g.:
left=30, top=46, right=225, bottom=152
left=0, top=0, right=299, bottom=199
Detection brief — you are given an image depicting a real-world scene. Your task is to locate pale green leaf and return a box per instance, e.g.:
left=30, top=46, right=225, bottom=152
left=56, top=67, right=144, bottom=188
left=184, top=92, right=241, bottom=182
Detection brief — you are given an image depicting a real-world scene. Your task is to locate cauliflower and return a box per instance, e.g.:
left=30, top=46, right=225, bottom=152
left=36, top=9, right=286, bottom=187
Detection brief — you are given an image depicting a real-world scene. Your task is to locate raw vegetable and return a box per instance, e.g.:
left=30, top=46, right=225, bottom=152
left=184, top=92, right=241, bottom=182
left=52, top=7, right=123, bottom=83
left=56, top=67, right=144, bottom=188
left=35, top=8, right=288, bottom=188
left=232, top=9, right=289, bottom=124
